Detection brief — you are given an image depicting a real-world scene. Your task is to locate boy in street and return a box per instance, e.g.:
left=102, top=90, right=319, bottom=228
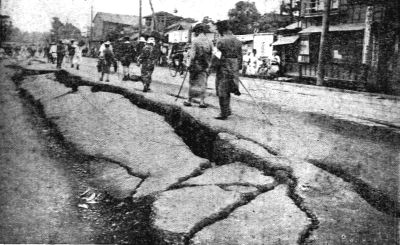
left=117, top=36, right=136, bottom=81
left=56, top=40, right=65, bottom=69
left=100, top=41, right=115, bottom=82
left=68, top=40, right=76, bottom=67
left=137, top=37, right=157, bottom=92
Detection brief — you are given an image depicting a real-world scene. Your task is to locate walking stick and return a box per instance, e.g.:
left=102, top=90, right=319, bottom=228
left=238, top=79, right=273, bottom=126
left=175, top=70, right=189, bottom=101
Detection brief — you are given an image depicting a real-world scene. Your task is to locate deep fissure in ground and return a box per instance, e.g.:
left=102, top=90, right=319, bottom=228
left=13, top=66, right=397, bottom=244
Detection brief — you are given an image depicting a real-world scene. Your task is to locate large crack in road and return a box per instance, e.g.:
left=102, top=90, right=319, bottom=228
left=9, top=62, right=399, bottom=244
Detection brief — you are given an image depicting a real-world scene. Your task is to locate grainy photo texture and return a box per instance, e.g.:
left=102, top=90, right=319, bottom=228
left=0, top=0, right=399, bottom=244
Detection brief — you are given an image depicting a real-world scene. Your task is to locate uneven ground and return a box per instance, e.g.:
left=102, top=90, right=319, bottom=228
left=1, top=57, right=399, bottom=244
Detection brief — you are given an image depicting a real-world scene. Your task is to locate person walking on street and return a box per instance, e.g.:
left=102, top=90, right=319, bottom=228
left=49, top=42, right=57, bottom=64
left=56, top=40, right=65, bottom=69
left=99, top=41, right=115, bottom=82
left=137, top=37, right=157, bottom=92
left=213, top=20, right=242, bottom=120
left=72, top=41, right=82, bottom=70
left=183, top=23, right=213, bottom=108
left=117, top=36, right=136, bottom=81
left=136, top=36, right=146, bottom=61
left=68, top=40, right=76, bottom=67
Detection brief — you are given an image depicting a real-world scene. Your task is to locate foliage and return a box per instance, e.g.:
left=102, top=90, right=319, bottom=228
left=105, top=25, right=125, bottom=42
left=0, top=15, right=13, bottom=44
left=258, top=13, right=292, bottom=32
left=228, top=1, right=261, bottom=35
left=50, top=17, right=82, bottom=41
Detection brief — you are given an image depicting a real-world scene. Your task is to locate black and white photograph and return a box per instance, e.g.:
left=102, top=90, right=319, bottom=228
left=0, top=0, right=399, bottom=244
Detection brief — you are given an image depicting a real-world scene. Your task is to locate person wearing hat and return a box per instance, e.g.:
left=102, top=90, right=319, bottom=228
left=137, top=37, right=157, bottom=92
left=183, top=23, right=213, bottom=108
left=72, top=40, right=83, bottom=70
left=213, top=20, right=243, bottom=120
left=135, top=36, right=146, bottom=61
left=56, top=40, right=66, bottom=69
left=116, top=36, right=136, bottom=81
left=99, top=41, right=115, bottom=82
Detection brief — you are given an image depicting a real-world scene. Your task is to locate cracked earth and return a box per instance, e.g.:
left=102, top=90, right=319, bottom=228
left=1, top=59, right=399, bottom=244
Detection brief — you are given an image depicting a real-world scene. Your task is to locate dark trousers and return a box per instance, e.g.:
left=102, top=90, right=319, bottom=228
left=56, top=54, right=64, bottom=68
left=218, top=95, right=231, bottom=117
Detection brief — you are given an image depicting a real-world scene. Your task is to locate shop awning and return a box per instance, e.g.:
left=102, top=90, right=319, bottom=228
left=272, top=35, right=299, bottom=46
left=299, top=23, right=365, bottom=34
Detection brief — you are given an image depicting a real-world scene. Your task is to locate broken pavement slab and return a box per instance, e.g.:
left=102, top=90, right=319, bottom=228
left=151, top=185, right=251, bottom=245
left=88, top=160, right=142, bottom=199
left=181, top=162, right=276, bottom=191
left=189, top=185, right=310, bottom=245
left=19, top=77, right=210, bottom=198
left=214, top=132, right=399, bottom=244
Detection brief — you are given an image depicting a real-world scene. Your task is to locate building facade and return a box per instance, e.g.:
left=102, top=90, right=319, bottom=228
left=92, top=12, right=139, bottom=42
left=297, top=0, right=399, bottom=94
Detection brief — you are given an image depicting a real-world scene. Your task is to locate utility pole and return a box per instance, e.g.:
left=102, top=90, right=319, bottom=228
left=361, top=5, right=374, bottom=86
left=89, top=4, right=93, bottom=50
left=149, top=0, right=158, bottom=32
left=139, top=0, right=142, bottom=36
left=316, top=0, right=331, bottom=86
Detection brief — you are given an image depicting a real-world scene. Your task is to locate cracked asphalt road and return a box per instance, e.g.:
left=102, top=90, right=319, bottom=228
left=1, top=58, right=399, bottom=244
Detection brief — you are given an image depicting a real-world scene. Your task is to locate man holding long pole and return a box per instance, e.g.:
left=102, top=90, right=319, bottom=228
left=213, top=20, right=242, bottom=120
left=183, top=23, right=213, bottom=108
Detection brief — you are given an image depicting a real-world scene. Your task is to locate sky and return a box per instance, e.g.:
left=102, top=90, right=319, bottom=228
left=1, top=0, right=282, bottom=33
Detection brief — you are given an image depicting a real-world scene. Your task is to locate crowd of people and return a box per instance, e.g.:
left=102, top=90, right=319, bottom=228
left=0, top=20, right=280, bottom=121
left=242, top=49, right=281, bottom=78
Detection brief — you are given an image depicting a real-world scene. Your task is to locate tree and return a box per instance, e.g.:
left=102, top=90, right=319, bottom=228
left=228, top=1, right=261, bottom=34
left=50, top=17, right=64, bottom=41
left=50, top=17, right=82, bottom=41
left=0, top=15, right=13, bottom=44
left=258, top=12, right=291, bottom=32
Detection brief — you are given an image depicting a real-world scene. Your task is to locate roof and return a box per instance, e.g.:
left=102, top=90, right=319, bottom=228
left=165, top=20, right=195, bottom=32
left=235, top=34, right=254, bottom=42
left=143, top=11, right=179, bottom=19
left=93, top=12, right=139, bottom=26
left=272, top=35, right=299, bottom=46
left=299, top=23, right=365, bottom=34
left=278, top=21, right=302, bottom=31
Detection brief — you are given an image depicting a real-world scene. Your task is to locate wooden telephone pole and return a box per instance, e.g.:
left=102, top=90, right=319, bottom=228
left=149, top=0, right=158, bottom=32
left=139, top=0, right=142, bottom=36
left=316, top=0, right=331, bottom=86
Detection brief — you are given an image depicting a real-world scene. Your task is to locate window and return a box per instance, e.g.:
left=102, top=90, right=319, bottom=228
left=298, top=39, right=310, bottom=63
left=330, top=32, right=363, bottom=64
left=304, top=0, right=339, bottom=14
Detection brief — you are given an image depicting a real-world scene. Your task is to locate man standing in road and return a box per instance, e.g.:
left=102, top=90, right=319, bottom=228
left=213, top=20, right=242, bottom=120
left=183, top=23, right=213, bottom=108
left=99, top=41, right=115, bottom=82
left=68, top=40, right=76, bottom=68
left=116, top=36, right=136, bottom=81
left=72, top=41, right=82, bottom=70
left=137, top=37, right=157, bottom=92
left=56, top=40, right=65, bottom=69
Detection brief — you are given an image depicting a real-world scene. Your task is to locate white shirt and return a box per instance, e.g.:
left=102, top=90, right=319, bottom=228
left=99, top=43, right=113, bottom=57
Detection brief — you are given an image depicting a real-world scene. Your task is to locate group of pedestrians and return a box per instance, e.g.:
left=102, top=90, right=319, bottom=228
left=46, top=40, right=83, bottom=69
left=242, top=49, right=281, bottom=78
left=183, top=21, right=242, bottom=120
left=93, top=21, right=242, bottom=120
left=95, top=36, right=157, bottom=92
